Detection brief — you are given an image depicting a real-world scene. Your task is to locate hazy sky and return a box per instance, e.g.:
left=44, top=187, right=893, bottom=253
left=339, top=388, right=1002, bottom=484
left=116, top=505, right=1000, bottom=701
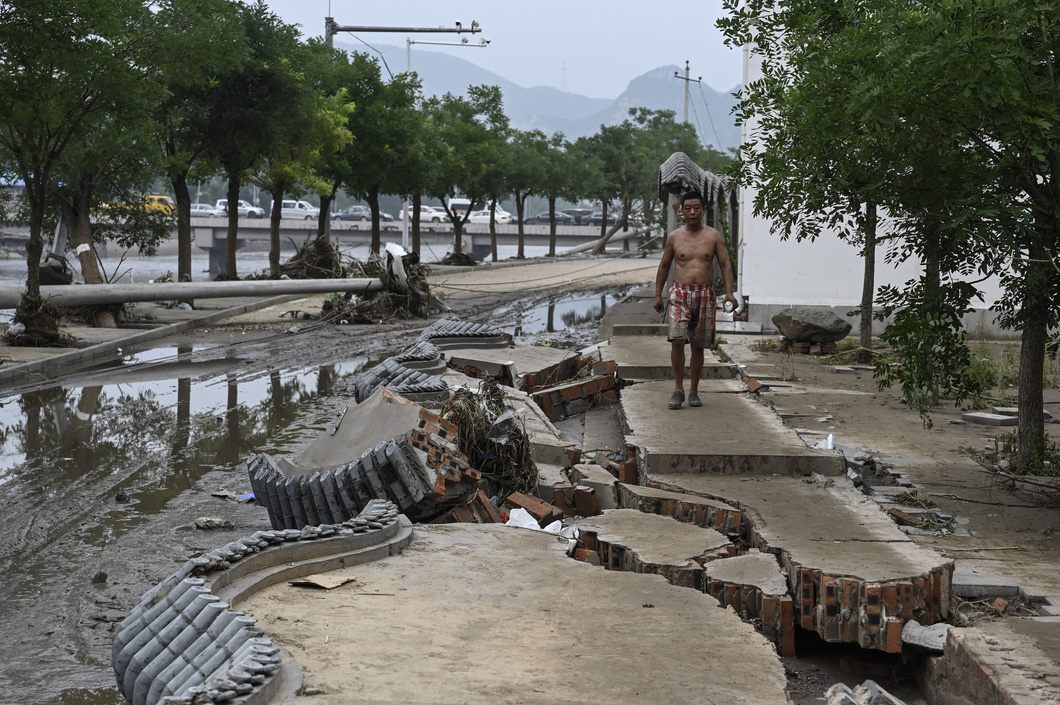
left=264, top=1, right=744, bottom=99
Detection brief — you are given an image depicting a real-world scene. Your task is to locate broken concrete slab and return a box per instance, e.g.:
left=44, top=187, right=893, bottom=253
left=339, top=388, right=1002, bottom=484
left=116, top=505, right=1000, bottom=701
left=901, top=620, right=949, bottom=652
left=598, top=336, right=737, bottom=381
left=616, top=482, right=742, bottom=535
left=924, top=623, right=1060, bottom=704
left=706, top=552, right=789, bottom=596
left=240, top=524, right=791, bottom=705
left=652, top=473, right=953, bottom=652
left=570, top=463, right=620, bottom=510
left=622, top=379, right=845, bottom=476
left=573, top=509, right=733, bottom=589
left=961, top=411, right=1018, bottom=426
left=439, top=344, right=580, bottom=392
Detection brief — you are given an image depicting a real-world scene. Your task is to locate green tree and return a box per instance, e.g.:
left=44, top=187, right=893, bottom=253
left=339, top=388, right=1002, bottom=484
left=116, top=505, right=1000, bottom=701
left=0, top=0, right=185, bottom=335
left=503, top=130, right=549, bottom=259
left=156, top=0, right=246, bottom=284
left=201, top=0, right=303, bottom=278
left=424, top=85, right=509, bottom=255
left=721, top=0, right=1060, bottom=469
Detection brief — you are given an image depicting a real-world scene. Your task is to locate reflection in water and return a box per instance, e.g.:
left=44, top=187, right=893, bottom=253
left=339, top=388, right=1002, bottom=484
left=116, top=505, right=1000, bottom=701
left=508, top=291, right=622, bottom=336
left=0, top=354, right=371, bottom=705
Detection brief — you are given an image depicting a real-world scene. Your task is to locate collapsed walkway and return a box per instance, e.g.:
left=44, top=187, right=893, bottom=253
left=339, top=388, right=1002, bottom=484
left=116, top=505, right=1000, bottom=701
left=108, top=283, right=1060, bottom=705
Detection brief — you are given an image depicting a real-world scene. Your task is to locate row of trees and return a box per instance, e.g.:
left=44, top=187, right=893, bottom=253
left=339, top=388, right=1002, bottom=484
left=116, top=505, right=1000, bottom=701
left=719, top=0, right=1060, bottom=471
left=0, top=0, right=729, bottom=333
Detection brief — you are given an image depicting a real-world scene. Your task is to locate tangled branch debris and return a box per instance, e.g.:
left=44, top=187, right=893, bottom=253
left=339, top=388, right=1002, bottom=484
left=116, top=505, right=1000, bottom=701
left=441, top=378, right=537, bottom=495
left=278, top=235, right=345, bottom=279
left=321, top=254, right=431, bottom=323
left=5, top=296, right=74, bottom=348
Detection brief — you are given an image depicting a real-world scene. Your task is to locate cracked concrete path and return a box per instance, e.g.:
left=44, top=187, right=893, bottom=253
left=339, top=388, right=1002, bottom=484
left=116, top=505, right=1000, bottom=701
left=240, top=524, right=789, bottom=705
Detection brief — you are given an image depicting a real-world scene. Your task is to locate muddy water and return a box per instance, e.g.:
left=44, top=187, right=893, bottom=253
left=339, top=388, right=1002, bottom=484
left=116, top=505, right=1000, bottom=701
left=494, top=291, right=626, bottom=340
left=0, top=344, right=373, bottom=704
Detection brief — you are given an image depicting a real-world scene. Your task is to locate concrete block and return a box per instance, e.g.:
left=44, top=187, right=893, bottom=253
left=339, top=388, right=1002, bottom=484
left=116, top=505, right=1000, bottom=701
left=901, top=620, right=948, bottom=652
left=960, top=412, right=1017, bottom=426
left=952, top=565, right=1022, bottom=598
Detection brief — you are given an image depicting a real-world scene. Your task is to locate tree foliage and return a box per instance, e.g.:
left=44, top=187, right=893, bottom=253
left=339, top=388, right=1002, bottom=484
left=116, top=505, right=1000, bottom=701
left=721, top=0, right=1060, bottom=469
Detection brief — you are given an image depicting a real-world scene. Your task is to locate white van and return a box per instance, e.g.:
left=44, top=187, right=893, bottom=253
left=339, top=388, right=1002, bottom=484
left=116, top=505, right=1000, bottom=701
left=271, top=199, right=320, bottom=220
left=447, top=198, right=472, bottom=218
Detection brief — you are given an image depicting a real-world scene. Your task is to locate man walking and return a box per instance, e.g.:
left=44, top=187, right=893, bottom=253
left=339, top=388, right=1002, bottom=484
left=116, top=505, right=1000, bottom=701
left=653, top=191, right=737, bottom=409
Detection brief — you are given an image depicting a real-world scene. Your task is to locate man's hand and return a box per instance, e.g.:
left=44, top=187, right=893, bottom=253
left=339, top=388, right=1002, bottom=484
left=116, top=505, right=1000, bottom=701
left=725, top=293, right=738, bottom=310
left=653, top=295, right=665, bottom=313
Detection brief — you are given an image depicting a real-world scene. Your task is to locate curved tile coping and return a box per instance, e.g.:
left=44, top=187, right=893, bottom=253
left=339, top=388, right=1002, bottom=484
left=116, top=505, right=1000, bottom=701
left=113, top=501, right=414, bottom=705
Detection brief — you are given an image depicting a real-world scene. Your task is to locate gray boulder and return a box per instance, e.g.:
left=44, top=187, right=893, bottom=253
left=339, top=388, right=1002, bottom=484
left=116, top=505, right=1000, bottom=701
left=772, top=307, right=852, bottom=343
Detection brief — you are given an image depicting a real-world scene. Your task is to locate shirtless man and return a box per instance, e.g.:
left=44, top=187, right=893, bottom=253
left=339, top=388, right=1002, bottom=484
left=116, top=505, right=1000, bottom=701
left=653, top=190, right=737, bottom=409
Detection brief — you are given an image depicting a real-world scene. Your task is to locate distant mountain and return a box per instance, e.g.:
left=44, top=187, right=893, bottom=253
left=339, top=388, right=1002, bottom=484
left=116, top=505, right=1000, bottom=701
left=340, top=42, right=741, bottom=153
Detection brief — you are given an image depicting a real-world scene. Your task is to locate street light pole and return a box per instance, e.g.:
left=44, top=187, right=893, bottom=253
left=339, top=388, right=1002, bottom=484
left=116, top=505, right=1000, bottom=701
left=674, top=60, right=702, bottom=124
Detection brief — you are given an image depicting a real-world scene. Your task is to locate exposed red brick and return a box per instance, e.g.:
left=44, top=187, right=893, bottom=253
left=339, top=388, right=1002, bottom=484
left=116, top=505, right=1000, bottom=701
left=573, top=486, right=599, bottom=517
left=887, top=507, right=922, bottom=527
left=884, top=618, right=903, bottom=653
left=502, top=491, right=564, bottom=526
left=992, top=597, right=1009, bottom=614
left=746, top=377, right=763, bottom=394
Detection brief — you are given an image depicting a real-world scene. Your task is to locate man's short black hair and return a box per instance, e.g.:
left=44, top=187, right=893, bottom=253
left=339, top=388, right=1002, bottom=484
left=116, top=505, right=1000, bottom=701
left=681, top=190, right=704, bottom=206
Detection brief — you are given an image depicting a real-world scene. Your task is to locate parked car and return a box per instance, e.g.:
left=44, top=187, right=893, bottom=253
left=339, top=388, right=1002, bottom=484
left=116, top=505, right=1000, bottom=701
left=399, top=205, right=444, bottom=223
left=333, top=206, right=371, bottom=221
left=190, top=202, right=224, bottom=217
left=561, top=208, right=594, bottom=224
left=467, top=209, right=511, bottom=224
left=215, top=199, right=265, bottom=218
left=523, top=210, right=575, bottom=225
left=584, top=212, right=617, bottom=226
left=270, top=199, right=320, bottom=220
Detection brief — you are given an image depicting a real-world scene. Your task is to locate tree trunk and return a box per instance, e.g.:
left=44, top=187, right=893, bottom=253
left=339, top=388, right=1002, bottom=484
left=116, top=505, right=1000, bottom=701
left=368, top=184, right=381, bottom=254
left=318, top=192, right=333, bottom=241
left=268, top=185, right=284, bottom=277
left=515, top=192, right=526, bottom=259
left=173, top=173, right=193, bottom=283
left=859, top=202, right=877, bottom=352
left=225, top=175, right=241, bottom=278
left=488, top=199, right=498, bottom=262
left=1016, top=240, right=1050, bottom=470
left=453, top=216, right=464, bottom=255
left=25, top=181, right=45, bottom=299
left=548, top=195, right=557, bottom=256
left=924, top=251, right=941, bottom=407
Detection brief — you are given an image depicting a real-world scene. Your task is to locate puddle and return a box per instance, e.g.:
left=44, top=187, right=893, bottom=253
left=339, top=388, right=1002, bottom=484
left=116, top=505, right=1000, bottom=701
left=494, top=290, right=627, bottom=336
left=0, top=344, right=377, bottom=705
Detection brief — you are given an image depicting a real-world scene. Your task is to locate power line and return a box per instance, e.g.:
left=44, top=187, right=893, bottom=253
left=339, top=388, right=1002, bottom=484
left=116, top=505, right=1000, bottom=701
left=696, top=82, right=724, bottom=150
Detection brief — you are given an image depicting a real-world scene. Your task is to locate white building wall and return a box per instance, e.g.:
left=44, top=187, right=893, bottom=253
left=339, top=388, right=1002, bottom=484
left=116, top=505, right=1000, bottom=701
left=738, top=46, right=1008, bottom=336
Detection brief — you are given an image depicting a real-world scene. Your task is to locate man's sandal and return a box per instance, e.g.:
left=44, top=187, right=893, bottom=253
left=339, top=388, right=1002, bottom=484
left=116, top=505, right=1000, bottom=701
left=688, top=392, right=703, bottom=407
left=668, top=390, right=685, bottom=410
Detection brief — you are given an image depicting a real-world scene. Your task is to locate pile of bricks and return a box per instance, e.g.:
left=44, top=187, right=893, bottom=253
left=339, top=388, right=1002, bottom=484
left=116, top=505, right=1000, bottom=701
left=520, top=356, right=585, bottom=393
left=531, top=373, right=620, bottom=422
left=431, top=490, right=505, bottom=524
left=596, top=453, right=639, bottom=485
left=502, top=491, right=565, bottom=526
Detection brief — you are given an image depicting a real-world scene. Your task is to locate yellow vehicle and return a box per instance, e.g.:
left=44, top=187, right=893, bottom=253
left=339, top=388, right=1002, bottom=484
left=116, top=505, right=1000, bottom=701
left=143, top=194, right=175, bottom=214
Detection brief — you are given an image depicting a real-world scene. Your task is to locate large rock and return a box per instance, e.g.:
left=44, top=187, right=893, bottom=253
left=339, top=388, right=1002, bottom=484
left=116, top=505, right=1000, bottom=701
left=772, top=307, right=852, bottom=343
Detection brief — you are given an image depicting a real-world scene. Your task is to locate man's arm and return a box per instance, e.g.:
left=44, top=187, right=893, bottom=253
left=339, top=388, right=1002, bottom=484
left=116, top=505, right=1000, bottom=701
left=653, top=234, right=675, bottom=313
left=714, top=231, right=737, bottom=308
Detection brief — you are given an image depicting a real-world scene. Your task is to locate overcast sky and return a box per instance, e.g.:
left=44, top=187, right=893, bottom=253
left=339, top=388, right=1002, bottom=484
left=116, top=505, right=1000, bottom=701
left=264, top=1, right=743, bottom=99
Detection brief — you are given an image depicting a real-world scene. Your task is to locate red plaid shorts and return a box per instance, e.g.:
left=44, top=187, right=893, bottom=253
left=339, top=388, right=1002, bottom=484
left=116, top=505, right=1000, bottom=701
left=667, top=283, right=716, bottom=349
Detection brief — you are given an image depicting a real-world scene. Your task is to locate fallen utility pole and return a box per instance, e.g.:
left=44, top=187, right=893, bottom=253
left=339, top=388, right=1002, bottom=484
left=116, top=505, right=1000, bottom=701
left=0, top=278, right=385, bottom=309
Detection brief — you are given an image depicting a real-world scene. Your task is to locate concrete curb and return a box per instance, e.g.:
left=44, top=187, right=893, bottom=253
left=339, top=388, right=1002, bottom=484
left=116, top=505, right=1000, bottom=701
left=112, top=501, right=412, bottom=705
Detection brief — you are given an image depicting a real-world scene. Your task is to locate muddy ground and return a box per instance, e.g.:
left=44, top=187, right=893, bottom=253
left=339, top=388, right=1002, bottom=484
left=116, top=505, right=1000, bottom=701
left=1, top=256, right=1058, bottom=704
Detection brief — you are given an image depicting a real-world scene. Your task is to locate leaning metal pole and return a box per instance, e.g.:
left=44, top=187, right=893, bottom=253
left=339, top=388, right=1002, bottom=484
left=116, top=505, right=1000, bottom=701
left=0, top=278, right=386, bottom=309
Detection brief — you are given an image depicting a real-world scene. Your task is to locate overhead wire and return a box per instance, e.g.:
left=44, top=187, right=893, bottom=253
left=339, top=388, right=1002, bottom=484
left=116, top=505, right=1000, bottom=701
left=696, top=82, right=724, bottom=150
